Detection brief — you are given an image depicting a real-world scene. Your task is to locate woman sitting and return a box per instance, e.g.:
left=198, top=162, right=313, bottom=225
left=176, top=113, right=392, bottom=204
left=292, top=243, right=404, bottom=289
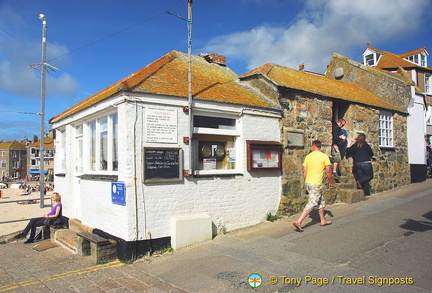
left=14, top=192, right=62, bottom=244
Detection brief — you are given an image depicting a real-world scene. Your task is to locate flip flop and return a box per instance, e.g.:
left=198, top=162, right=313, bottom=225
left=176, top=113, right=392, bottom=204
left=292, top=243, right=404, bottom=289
left=320, top=221, right=332, bottom=227
left=293, top=222, right=304, bottom=232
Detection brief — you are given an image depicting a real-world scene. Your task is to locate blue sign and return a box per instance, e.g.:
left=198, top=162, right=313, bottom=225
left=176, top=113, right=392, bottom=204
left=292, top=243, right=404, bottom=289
left=111, top=182, right=126, bottom=206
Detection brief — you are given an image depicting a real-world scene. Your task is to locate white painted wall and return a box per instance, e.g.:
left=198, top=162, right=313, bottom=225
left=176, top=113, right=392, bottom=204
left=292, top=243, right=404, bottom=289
left=52, top=94, right=282, bottom=242
left=407, top=90, right=426, bottom=165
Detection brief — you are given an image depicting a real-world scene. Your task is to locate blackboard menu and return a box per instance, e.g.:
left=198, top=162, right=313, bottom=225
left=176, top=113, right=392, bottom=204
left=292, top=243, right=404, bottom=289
left=143, top=148, right=183, bottom=182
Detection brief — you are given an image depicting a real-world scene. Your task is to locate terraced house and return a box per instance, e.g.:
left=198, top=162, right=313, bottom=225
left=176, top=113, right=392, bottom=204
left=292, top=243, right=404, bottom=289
left=0, top=140, right=27, bottom=180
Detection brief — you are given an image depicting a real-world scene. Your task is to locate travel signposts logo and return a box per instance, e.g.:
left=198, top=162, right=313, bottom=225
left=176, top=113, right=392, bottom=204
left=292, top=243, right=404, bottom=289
left=248, top=273, right=262, bottom=288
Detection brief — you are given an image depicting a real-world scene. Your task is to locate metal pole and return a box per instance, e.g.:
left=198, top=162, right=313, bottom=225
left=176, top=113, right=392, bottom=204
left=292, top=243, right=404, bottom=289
left=187, top=0, right=193, bottom=175
left=39, top=14, right=46, bottom=208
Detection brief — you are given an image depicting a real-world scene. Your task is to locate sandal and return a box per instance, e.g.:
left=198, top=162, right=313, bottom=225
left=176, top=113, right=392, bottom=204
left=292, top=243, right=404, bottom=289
left=293, top=222, right=304, bottom=232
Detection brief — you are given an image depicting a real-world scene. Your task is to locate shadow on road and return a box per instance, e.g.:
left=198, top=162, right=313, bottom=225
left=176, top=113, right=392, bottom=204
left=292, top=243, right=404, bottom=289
left=400, top=210, right=432, bottom=232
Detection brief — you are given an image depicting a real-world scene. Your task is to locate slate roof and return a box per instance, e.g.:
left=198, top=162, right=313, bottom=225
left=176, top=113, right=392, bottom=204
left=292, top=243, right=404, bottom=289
left=0, top=140, right=26, bottom=150
left=28, top=138, right=54, bottom=149
left=50, top=51, right=279, bottom=124
left=241, top=63, right=405, bottom=112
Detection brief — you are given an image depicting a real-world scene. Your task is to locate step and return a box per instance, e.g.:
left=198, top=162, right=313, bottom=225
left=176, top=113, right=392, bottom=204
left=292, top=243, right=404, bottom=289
left=338, top=188, right=364, bottom=204
left=54, top=229, right=78, bottom=253
left=53, top=219, right=94, bottom=254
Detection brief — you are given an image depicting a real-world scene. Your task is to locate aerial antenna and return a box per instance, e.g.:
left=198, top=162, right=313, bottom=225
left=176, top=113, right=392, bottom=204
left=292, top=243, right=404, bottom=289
left=29, top=14, right=59, bottom=208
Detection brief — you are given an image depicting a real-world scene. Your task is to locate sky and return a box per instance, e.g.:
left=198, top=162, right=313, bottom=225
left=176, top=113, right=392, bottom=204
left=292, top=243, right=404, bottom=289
left=0, top=0, right=431, bottom=141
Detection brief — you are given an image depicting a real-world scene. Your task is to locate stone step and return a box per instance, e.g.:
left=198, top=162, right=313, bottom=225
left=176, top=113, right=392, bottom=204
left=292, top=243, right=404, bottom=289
left=53, top=219, right=94, bottom=254
left=338, top=188, right=365, bottom=204
left=54, top=229, right=78, bottom=254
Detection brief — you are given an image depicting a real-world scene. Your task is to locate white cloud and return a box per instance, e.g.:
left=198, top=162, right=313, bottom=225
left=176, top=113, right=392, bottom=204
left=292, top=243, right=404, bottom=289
left=202, top=0, right=431, bottom=73
left=0, top=4, right=78, bottom=99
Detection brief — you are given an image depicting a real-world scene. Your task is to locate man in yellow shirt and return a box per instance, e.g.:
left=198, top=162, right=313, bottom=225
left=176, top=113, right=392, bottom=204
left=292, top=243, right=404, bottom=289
left=293, top=140, right=333, bottom=232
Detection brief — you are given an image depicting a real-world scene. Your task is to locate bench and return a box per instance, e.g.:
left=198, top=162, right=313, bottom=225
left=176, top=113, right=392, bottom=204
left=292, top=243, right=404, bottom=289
left=42, top=217, right=69, bottom=240
left=77, top=232, right=117, bottom=263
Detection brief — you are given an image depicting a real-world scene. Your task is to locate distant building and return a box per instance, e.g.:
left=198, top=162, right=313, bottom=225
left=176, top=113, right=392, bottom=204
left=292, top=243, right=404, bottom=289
left=0, top=140, right=27, bottom=180
left=26, top=136, right=55, bottom=181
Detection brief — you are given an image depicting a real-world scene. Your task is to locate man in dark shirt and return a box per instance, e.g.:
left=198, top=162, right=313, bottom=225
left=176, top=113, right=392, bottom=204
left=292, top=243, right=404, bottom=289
left=331, top=118, right=347, bottom=178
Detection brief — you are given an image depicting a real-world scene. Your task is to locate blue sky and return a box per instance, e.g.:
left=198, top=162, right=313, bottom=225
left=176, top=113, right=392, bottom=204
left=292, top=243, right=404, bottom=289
left=1, top=0, right=431, bottom=141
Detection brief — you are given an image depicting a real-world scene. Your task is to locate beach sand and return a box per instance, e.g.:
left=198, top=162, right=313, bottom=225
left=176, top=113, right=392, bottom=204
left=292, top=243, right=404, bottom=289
left=0, top=187, right=54, bottom=237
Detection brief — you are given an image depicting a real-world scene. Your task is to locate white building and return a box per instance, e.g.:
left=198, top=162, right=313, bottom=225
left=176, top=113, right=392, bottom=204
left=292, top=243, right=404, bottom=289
left=363, top=45, right=431, bottom=182
left=49, top=51, right=283, bottom=260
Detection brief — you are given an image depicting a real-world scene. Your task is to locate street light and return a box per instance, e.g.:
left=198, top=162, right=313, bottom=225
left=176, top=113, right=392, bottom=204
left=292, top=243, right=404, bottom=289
left=39, top=13, right=47, bottom=208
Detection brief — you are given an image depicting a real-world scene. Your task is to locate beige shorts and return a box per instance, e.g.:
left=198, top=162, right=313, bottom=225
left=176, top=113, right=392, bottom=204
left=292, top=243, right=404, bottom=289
left=305, top=183, right=325, bottom=210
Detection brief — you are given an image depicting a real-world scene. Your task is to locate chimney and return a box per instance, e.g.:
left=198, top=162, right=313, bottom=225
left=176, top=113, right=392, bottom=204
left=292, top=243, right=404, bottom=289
left=199, top=53, right=227, bottom=66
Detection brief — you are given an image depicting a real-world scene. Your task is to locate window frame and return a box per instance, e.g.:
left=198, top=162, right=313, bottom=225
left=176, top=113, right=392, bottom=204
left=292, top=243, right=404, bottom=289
left=192, top=113, right=241, bottom=176
left=425, top=74, right=431, bottom=94
left=246, top=141, right=282, bottom=171
left=379, top=111, right=394, bottom=147
left=76, top=112, right=118, bottom=174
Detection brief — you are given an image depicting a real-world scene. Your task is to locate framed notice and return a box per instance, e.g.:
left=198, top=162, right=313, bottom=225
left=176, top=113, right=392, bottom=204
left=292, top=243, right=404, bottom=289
left=246, top=141, right=282, bottom=171
left=143, top=148, right=183, bottom=183
left=145, top=106, right=178, bottom=143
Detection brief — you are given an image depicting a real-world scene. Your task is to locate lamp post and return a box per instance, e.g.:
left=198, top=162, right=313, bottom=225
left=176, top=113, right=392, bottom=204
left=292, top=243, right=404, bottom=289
left=39, top=13, right=47, bottom=208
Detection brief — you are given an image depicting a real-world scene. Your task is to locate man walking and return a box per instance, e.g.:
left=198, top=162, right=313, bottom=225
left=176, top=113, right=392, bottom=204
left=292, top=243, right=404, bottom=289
left=293, top=140, right=333, bottom=232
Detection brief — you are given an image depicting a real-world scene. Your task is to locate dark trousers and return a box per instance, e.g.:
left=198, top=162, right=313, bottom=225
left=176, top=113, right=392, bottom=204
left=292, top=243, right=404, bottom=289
left=353, top=162, right=373, bottom=195
left=22, top=217, right=45, bottom=240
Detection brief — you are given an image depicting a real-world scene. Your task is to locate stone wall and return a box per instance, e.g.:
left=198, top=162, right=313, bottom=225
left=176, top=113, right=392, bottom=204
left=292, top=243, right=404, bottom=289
left=277, top=90, right=410, bottom=216
left=278, top=91, right=337, bottom=215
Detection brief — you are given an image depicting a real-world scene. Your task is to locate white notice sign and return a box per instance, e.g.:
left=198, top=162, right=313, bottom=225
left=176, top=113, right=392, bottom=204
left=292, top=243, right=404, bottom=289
left=145, top=107, right=178, bottom=143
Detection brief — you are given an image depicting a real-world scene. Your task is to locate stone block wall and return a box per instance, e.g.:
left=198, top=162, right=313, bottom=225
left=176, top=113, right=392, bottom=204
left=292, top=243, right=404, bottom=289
left=277, top=91, right=410, bottom=216
left=278, top=92, right=338, bottom=215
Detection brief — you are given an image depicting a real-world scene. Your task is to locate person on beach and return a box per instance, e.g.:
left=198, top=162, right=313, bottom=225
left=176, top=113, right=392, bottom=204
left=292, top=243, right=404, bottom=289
left=14, top=192, right=62, bottom=244
left=293, top=140, right=333, bottom=232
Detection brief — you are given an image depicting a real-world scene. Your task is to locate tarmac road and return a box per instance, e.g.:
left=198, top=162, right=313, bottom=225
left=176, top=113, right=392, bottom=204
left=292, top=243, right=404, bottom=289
left=0, top=180, right=431, bottom=292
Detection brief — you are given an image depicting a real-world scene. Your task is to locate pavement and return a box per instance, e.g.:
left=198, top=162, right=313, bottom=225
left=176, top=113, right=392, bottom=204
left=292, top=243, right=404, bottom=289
left=0, top=180, right=432, bottom=292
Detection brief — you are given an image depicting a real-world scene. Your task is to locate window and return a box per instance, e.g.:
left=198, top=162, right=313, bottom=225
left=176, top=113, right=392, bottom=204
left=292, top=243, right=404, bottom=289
left=75, top=125, right=83, bottom=173
left=31, top=159, right=36, bottom=166
left=379, top=111, right=393, bottom=147
left=425, top=74, right=431, bottom=94
left=421, top=54, right=427, bottom=67
left=79, top=112, right=118, bottom=173
left=365, top=54, right=375, bottom=66
left=1, top=161, right=5, bottom=168
left=193, top=114, right=239, bottom=175
left=364, top=52, right=382, bottom=67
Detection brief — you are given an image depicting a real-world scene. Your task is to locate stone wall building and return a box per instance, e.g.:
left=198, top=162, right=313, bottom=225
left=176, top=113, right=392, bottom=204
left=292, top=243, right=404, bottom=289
left=241, top=59, right=411, bottom=215
left=0, top=140, right=27, bottom=180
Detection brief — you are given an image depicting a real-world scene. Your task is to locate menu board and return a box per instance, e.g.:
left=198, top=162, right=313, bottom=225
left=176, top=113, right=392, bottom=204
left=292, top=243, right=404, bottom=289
left=143, top=148, right=183, bottom=182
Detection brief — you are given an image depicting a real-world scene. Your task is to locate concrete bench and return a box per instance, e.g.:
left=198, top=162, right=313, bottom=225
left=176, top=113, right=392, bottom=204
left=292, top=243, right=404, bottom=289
left=77, top=232, right=116, bottom=263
